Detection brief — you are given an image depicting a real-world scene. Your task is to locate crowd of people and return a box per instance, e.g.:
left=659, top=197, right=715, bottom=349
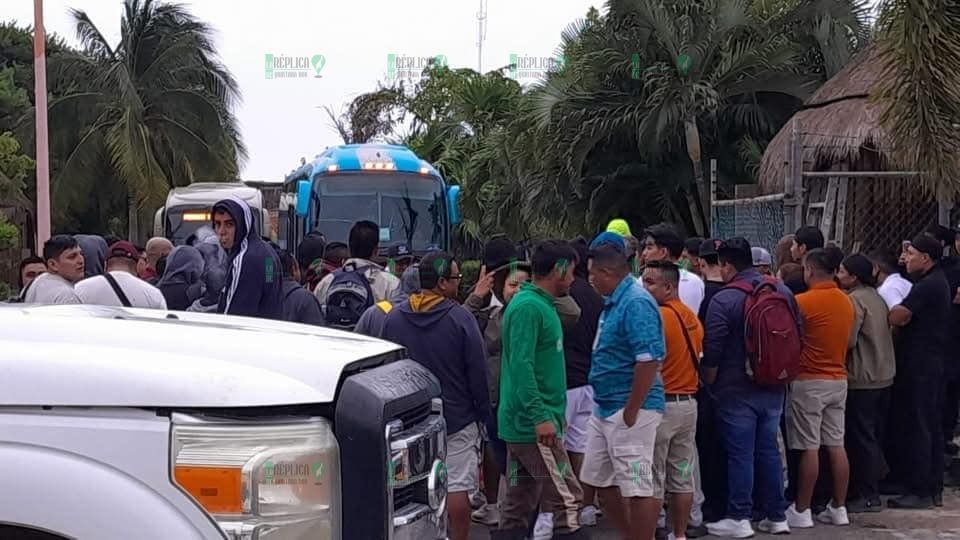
left=11, top=196, right=960, bottom=540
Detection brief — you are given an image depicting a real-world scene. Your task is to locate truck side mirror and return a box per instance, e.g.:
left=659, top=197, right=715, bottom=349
left=295, top=180, right=311, bottom=217
left=447, top=185, right=461, bottom=225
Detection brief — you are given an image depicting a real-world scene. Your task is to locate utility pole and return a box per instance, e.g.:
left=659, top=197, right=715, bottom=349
left=33, top=0, right=51, bottom=249
left=476, top=0, right=488, bottom=72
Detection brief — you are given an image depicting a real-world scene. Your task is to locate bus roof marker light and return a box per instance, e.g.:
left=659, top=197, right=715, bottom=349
left=419, top=167, right=430, bottom=175
left=327, top=165, right=338, bottom=172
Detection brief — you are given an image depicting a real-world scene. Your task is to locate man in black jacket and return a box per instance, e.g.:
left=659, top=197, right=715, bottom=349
left=213, top=197, right=283, bottom=319
left=276, top=248, right=324, bottom=325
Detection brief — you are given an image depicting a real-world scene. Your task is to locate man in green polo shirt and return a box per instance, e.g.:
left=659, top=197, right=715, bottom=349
left=496, top=241, right=588, bottom=540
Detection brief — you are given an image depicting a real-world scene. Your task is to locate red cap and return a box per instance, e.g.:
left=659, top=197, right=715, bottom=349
left=108, top=241, right=140, bottom=261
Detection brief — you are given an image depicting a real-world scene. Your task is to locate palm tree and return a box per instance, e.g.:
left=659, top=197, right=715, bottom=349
left=51, top=0, right=245, bottom=239
left=874, top=0, right=960, bottom=198
left=529, top=0, right=870, bottom=234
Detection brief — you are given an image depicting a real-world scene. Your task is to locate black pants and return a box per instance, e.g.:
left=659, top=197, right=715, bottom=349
left=889, top=374, right=944, bottom=498
left=697, top=389, right=728, bottom=523
left=845, top=387, right=891, bottom=501
left=942, top=376, right=960, bottom=442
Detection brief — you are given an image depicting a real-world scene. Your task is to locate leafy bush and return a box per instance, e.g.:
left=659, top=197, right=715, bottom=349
left=459, top=259, right=481, bottom=300
left=0, top=213, right=18, bottom=250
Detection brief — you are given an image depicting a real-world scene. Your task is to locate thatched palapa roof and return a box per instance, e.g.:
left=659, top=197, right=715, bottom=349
left=758, top=46, right=890, bottom=193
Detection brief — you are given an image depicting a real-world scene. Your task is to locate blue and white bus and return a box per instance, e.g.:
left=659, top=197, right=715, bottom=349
left=280, top=144, right=461, bottom=257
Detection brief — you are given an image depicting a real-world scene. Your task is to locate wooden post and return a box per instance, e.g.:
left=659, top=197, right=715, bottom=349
left=783, top=118, right=803, bottom=236
left=709, top=158, right=717, bottom=237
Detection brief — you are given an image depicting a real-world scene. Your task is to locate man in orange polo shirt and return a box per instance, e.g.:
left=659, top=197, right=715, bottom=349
left=786, top=248, right=855, bottom=530
left=643, top=260, right=704, bottom=540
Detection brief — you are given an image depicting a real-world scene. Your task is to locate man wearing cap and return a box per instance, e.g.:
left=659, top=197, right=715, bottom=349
left=606, top=218, right=633, bottom=238
left=580, top=232, right=664, bottom=540
left=702, top=238, right=799, bottom=537
left=886, top=233, right=952, bottom=509
left=76, top=241, right=167, bottom=309
left=386, top=244, right=416, bottom=277
left=697, top=240, right=725, bottom=323
left=752, top=247, right=773, bottom=276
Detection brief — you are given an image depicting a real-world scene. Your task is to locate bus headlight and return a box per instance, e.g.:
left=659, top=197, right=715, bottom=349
left=171, top=415, right=340, bottom=540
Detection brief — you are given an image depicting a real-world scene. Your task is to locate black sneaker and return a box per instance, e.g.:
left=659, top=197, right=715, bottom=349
left=654, top=527, right=668, bottom=540
left=686, top=524, right=709, bottom=538
left=887, top=494, right=934, bottom=510
left=847, top=498, right=883, bottom=513
left=934, top=492, right=943, bottom=507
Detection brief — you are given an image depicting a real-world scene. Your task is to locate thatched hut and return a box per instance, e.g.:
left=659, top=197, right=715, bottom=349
left=758, top=46, right=937, bottom=253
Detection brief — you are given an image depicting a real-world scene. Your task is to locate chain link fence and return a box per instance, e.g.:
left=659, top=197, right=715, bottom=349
left=711, top=184, right=785, bottom=255
left=804, top=174, right=939, bottom=254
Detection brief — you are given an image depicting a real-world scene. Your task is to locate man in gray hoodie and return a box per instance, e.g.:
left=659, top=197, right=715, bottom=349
left=354, top=264, right=421, bottom=338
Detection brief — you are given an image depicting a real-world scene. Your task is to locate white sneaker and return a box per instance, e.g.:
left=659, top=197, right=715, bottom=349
left=757, top=519, right=791, bottom=534
left=579, top=504, right=598, bottom=526
left=666, top=533, right=687, bottom=540
left=470, top=503, right=499, bottom=526
left=706, top=518, right=755, bottom=538
left=532, top=512, right=553, bottom=540
left=817, top=502, right=850, bottom=526
left=785, top=503, right=814, bottom=528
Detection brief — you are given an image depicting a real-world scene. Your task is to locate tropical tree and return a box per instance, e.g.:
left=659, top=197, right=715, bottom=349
left=51, top=0, right=245, bottom=239
left=529, top=0, right=871, bottom=235
left=874, top=0, right=960, bottom=198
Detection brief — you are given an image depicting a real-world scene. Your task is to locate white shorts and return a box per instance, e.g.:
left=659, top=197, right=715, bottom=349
left=579, top=408, right=662, bottom=498
left=447, top=422, right=481, bottom=493
left=564, top=386, right=596, bottom=454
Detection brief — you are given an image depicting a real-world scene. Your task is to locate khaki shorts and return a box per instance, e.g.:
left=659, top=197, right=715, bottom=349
left=579, top=408, right=662, bottom=498
left=652, top=397, right=698, bottom=498
left=787, top=379, right=847, bottom=450
left=447, top=422, right=481, bottom=492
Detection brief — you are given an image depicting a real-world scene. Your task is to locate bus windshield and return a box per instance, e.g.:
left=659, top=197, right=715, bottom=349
left=314, top=174, right=445, bottom=252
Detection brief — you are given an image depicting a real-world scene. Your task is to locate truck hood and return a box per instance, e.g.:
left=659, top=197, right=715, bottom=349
left=0, top=304, right=403, bottom=408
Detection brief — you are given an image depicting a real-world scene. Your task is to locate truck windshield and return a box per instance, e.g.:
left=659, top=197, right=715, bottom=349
left=314, top=174, right=444, bottom=251
left=167, top=206, right=261, bottom=245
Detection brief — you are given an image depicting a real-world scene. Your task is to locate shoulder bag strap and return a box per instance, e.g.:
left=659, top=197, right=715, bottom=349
left=664, top=303, right=702, bottom=384
left=103, top=273, right=133, bottom=307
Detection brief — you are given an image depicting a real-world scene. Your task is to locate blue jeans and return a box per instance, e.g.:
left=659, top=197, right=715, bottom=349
left=716, top=389, right=786, bottom=521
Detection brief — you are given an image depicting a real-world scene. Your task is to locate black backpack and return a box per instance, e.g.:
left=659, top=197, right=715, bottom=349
left=323, top=263, right=376, bottom=330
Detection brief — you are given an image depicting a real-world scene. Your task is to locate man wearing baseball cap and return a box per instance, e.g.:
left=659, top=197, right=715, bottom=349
left=886, top=233, right=952, bottom=509
left=76, top=240, right=167, bottom=309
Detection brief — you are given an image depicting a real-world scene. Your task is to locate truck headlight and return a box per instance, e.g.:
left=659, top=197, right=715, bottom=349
left=171, top=415, right=340, bottom=540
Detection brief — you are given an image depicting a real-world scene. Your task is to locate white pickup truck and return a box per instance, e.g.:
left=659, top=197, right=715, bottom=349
left=0, top=304, right=447, bottom=540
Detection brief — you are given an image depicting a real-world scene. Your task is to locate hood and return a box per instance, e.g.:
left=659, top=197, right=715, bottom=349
left=212, top=197, right=257, bottom=256
left=396, top=294, right=457, bottom=328
left=400, top=264, right=422, bottom=295
left=0, top=304, right=403, bottom=407
left=75, top=235, right=107, bottom=278
left=158, top=245, right=204, bottom=287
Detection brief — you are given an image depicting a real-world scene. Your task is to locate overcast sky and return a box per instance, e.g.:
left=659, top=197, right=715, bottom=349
left=8, top=0, right=601, bottom=181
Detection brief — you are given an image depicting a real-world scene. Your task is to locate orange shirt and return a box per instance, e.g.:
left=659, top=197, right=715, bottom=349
left=796, top=281, right=855, bottom=380
left=659, top=298, right=704, bottom=395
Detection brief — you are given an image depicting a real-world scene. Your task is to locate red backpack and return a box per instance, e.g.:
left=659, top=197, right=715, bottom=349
left=724, top=278, right=802, bottom=386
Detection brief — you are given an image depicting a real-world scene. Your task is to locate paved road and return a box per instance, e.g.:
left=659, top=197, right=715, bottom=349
left=469, top=489, right=960, bottom=539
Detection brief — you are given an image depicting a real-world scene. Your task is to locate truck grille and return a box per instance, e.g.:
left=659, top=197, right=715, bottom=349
left=393, top=483, right=418, bottom=510
left=395, top=402, right=431, bottom=428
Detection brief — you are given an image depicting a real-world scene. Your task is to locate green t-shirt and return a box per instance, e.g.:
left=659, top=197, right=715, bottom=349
left=497, top=282, right=567, bottom=443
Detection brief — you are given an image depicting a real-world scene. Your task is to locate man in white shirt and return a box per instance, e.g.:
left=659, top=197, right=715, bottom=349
left=641, top=223, right=705, bottom=314
left=870, top=249, right=912, bottom=308
left=23, top=235, right=85, bottom=305
left=76, top=241, right=168, bottom=309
